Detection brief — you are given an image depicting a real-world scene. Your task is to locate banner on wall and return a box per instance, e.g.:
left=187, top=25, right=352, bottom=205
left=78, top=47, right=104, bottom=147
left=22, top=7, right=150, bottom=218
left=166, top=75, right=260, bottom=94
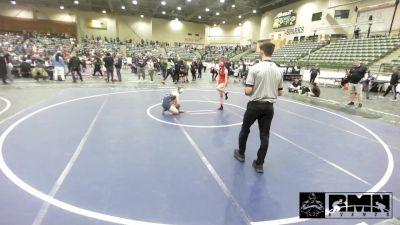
left=86, top=19, right=107, bottom=29
left=273, top=10, right=296, bottom=29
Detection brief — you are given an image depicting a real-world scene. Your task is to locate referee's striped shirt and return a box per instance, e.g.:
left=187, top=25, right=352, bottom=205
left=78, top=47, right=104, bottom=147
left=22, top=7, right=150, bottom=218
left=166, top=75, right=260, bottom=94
left=245, top=60, right=283, bottom=103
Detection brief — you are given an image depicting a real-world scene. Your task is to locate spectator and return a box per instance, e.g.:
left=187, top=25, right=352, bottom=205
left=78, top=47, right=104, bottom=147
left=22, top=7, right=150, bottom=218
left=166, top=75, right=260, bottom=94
left=20, top=58, right=32, bottom=78
left=103, top=52, right=114, bottom=83
left=382, top=66, right=400, bottom=101
left=114, top=53, right=123, bottom=82
left=69, top=53, right=83, bottom=83
left=309, top=64, right=320, bottom=84
left=0, top=54, right=7, bottom=84
left=306, top=83, right=321, bottom=97
left=52, top=52, right=65, bottom=81
left=32, top=60, right=48, bottom=82
left=136, top=54, right=146, bottom=81
left=288, top=78, right=302, bottom=93
left=346, top=59, right=368, bottom=108
left=147, top=58, right=155, bottom=82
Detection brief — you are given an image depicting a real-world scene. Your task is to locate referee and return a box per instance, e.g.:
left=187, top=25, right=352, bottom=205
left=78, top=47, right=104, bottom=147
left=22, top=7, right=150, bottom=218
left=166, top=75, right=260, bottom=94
left=234, top=42, right=283, bottom=173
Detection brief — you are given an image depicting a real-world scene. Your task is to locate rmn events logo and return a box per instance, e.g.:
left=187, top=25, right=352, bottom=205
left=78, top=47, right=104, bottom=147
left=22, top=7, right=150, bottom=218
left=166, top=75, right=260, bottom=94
left=300, top=192, right=393, bottom=219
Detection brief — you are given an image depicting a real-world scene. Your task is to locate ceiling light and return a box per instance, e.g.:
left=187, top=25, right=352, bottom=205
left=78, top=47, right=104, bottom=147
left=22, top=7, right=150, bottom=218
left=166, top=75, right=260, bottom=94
left=253, top=9, right=257, bottom=13
left=214, top=24, right=217, bottom=27
left=216, top=12, right=220, bottom=16
left=175, top=18, right=179, bottom=21
left=238, top=15, right=242, bottom=18
left=132, top=0, right=138, bottom=5
left=187, top=0, right=192, bottom=2
left=60, top=5, right=64, bottom=9
left=161, top=1, right=166, bottom=5
left=162, top=11, right=166, bottom=14
left=231, top=4, right=235, bottom=8
left=102, top=10, right=106, bottom=14
left=121, top=5, right=126, bottom=9
left=239, top=23, right=242, bottom=26
left=140, top=14, right=144, bottom=18
left=10, top=0, right=16, bottom=5
left=74, top=0, right=79, bottom=5
left=198, top=16, right=202, bottom=19
left=220, top=0, right=225, bottom=2
left=205, top=8, right=209, bottom=12
left=177, top=6, right=181, bottom=10
left=222, top=21, right=225, bottom=24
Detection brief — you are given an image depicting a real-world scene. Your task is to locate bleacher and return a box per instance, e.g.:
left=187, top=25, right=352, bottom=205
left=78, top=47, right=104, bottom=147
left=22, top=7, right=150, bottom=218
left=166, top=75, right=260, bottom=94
left=300, top=37, right=400, bottom=68
left=29, top=36, right=75, bottom=55
left=0, top=32, right=24, bottom=53
left=166, top=46, right=198, bottom=60
left=126, top=44, right=162, bottom=57
left=202, top=45, right=249, bottom=62
left=243, top=41, right=325, bottom=63
left=380, top=56, right=400, bottom=72
left=79, top=42, right=120, bottom=55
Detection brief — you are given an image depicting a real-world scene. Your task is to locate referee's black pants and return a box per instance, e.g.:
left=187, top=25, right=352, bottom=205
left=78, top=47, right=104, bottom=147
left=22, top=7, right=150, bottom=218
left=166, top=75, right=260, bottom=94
left=238, top=101, right=274, bottom=165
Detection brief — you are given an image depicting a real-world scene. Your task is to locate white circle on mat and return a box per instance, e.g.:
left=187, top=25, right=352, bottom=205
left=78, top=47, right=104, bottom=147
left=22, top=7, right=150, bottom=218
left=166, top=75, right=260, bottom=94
left=146, top=100, right=244, bottom=128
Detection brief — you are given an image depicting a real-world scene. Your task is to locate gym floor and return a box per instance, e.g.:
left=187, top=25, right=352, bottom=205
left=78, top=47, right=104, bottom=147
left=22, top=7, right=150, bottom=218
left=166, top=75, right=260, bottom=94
left=0, top=72, right=399, bottom=225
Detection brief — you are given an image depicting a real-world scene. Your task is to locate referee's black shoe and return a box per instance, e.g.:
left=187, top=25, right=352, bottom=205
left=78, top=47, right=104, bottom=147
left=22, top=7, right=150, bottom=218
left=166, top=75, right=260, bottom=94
left=233, top=149, right=245, bottom=162
left=252, top=160, right=264, bottom=173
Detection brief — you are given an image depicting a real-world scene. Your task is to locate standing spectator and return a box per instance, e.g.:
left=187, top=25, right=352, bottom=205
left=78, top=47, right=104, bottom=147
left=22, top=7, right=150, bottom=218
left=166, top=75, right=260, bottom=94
left=160, top=58, right=168, bottom=79
left=347, top=59, right=368, bottom=108
left=147, top=58, right=155, bottom=82
left=69, top=53, right=83, bottom=83
left=4, top=54, right=13, bottom=83
left=0, top=54, right=7, bottom=84
left=92, top=55, right=103, bottom=76
left=233, top=42, right=283, bottom=173
left=115, top=54, right=123, bottom=82
left=174, top=59, right=180, bottom=84
left=354, top=26, right=361, bottom=39
left=197, top=60, right=203, bottom=79
left=191, top=61, right=197, bottom=81
left=52, top=52, right=65, bottom=81
left=309, top=64, right=320, bottom=84
left=136, top=54, right=146, bottom=81
left=382, top=66, right=399, bottom=101
left=103, top=52, right=114, bottom=83
left=162, top=59, right=175, bottom=84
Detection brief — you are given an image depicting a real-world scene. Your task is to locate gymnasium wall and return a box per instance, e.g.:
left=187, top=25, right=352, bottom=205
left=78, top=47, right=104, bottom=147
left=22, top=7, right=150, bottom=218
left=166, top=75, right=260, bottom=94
left=0, top=3, right=76, bottom=35
left=260, top=0, right=400, bottom=42
left=152, top=18, right=205, bottom=44
left=205, top=17, right=261, bottom=45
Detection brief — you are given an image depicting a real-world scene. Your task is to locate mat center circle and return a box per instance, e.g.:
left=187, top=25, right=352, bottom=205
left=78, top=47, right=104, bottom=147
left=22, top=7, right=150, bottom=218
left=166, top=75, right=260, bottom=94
left=146, top=100, right=245, bottom=128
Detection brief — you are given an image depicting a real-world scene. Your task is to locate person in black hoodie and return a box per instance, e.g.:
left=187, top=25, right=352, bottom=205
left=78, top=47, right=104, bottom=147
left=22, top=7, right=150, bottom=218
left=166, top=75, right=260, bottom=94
left=103, top=52, right=114, bottom=83
left=383, top=66, right=400, bottom=101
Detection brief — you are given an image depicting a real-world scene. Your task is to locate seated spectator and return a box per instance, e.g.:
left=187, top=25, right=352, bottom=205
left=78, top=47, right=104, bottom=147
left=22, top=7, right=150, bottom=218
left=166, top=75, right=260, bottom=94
left=20, top=58, right=32, bottom=78
left=288, top=78, right=302, bottom=93
left=300, top=83, right=320, bottom=97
